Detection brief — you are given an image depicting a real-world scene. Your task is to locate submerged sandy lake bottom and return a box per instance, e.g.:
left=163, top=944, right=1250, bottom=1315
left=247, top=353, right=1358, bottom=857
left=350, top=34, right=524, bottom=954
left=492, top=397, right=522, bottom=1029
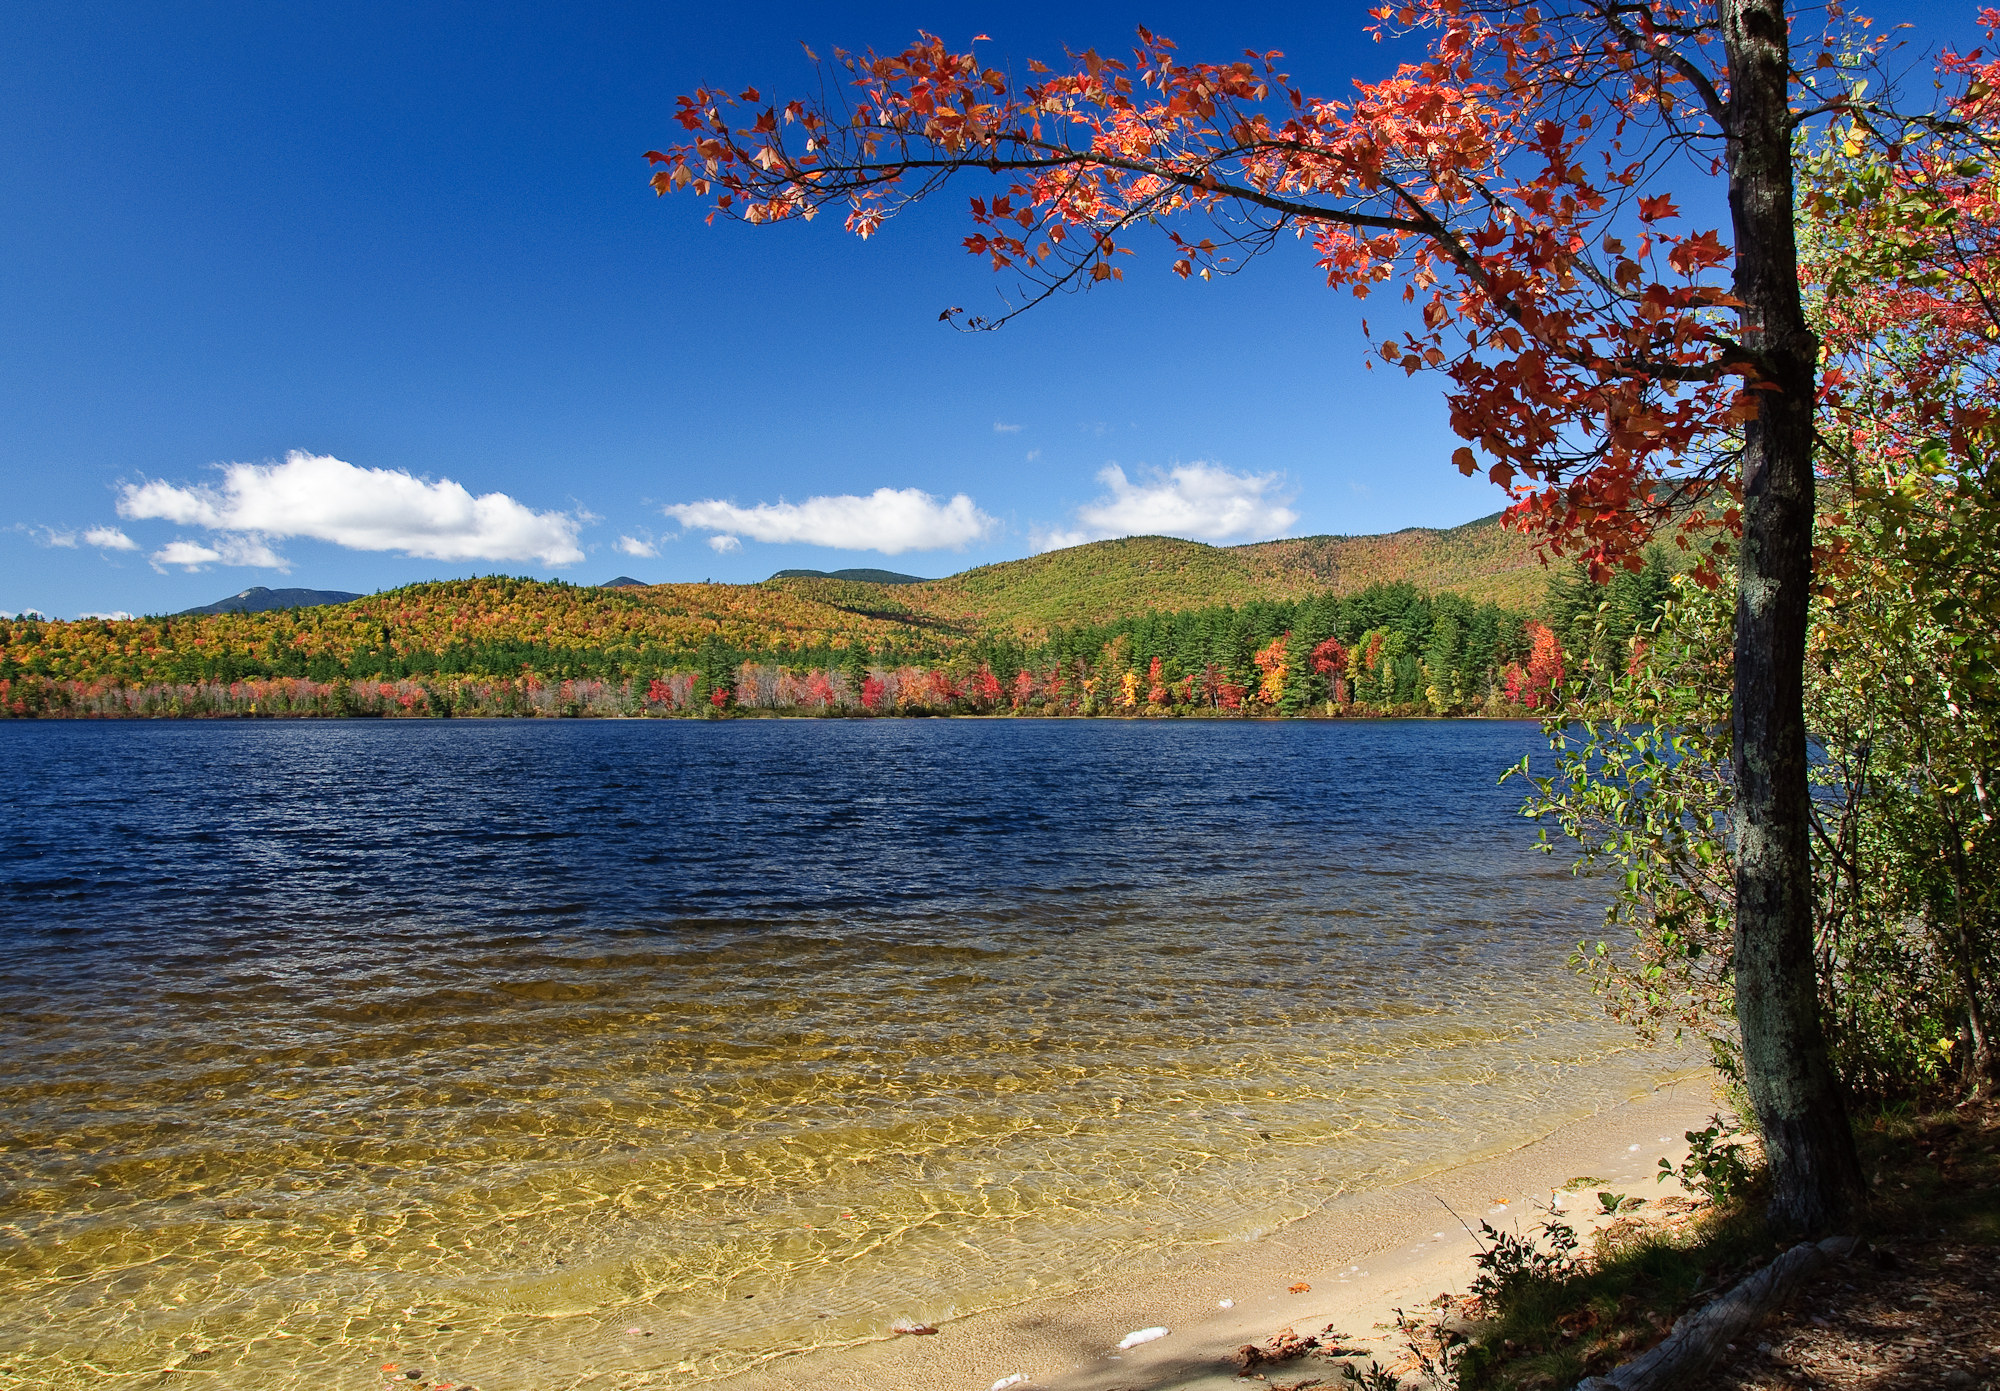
left=0, top=718, right=1685, bottom=1389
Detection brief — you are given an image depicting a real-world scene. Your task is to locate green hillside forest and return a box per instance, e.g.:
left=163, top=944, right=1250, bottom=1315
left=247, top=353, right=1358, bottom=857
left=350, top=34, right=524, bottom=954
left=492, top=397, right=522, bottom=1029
left=0, top=517, right=1626, bottom=720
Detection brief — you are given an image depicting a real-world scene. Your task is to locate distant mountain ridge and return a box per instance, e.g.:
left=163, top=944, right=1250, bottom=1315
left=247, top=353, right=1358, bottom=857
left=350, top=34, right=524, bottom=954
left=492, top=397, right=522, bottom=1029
left=178, top=586, right=363, bottom=616
left=765, top=513, right=1546, bottom=638
left=10, top=515, right=1554, bottom=686
left=769, top=567, right=929, bottom=585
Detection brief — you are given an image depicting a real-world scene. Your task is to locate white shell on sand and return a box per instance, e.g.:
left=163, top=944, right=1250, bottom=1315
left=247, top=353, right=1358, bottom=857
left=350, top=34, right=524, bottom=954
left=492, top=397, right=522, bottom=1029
left=1117, top=1327, right=1170, bottom=1349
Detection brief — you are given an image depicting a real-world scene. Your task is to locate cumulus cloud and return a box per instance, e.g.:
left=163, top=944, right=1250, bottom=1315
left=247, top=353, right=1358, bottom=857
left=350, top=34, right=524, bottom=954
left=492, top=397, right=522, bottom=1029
left=117, top=451, right=586, bottom=566
left=707, top=534, right=742, bottom=553
left=664, top=487, right=995, bottom=555
left=24, top=525, right=132, bottom=550
left=1029, top=524, right=1094, bottom=552
left=1031, top=462, right=1298, bottom=553
left=152, top=541, right=226, bottom=570
left=83, top=527, right=139, bottom=551
left=616, top=534, right=659, bottom=558
left=150, top=535, right=289, bottom=572
left=993, top=421, right=1023, bottom=434
left=78, top=610, right=136, bottom=621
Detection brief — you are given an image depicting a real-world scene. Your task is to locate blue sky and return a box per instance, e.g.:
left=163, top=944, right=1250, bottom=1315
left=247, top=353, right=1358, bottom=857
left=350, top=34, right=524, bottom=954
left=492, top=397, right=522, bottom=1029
left=1, top=2, right=1975, bottom=618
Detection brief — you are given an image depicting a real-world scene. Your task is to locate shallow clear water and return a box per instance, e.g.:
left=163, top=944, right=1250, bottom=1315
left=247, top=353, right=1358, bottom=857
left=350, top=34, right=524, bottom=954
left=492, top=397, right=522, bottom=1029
left=0, top=719, right=1678, bottom=1390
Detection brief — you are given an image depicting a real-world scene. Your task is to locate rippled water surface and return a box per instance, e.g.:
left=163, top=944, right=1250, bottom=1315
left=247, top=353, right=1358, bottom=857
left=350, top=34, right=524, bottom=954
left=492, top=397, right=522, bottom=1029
left=0, top=719, right=1680, bottom=1390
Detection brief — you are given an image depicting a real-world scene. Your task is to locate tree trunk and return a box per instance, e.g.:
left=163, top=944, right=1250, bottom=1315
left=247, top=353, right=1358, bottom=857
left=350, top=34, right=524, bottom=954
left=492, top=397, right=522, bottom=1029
left=1723, top=0, right=1868, bottom=1234
left=1936, top=786, right=1997, bottom=1095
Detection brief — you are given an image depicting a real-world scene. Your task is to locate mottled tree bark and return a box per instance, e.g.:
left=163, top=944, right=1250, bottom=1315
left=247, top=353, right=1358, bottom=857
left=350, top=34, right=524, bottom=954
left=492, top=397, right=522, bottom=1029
left=1723, top=0, right=1867, bottom=1234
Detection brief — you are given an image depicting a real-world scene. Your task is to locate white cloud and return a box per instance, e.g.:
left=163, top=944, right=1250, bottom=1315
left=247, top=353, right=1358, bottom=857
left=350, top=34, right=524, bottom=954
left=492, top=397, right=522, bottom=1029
left=1031, top=462, right=1298, bottom=553
left=150, top=541, right=227, bottom=570
left=117, top=451, right=585, bottom=566
left=993, top=421, right=1023, bottom=434
left=664, top=487, right=995, bottom=555
left=1030, top=525, right=1094, bottom=552
left=78, top=610, right=136, bottom=621
left=30, top=524, right=140, bottom=552
left=616, top=534, right=659, bottom=558
left=83, top=527, right=139, bottom=551
left=708, top=534, right=742, bottom=553
left=150, top=535, right=289, bottom=572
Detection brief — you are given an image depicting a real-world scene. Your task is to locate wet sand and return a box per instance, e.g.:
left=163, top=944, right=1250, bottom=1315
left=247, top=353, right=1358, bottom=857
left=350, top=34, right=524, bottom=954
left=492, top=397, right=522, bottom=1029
left=712, top=1077, right=1719, bottom=1391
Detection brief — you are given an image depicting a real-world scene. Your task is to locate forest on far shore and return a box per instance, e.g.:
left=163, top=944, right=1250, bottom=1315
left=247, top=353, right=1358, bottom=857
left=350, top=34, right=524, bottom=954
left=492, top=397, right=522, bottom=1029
left=0, top=559, right=1672, bottom=720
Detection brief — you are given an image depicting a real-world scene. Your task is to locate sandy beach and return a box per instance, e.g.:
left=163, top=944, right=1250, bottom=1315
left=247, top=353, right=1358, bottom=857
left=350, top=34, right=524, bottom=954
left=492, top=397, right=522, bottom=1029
left=712, top=1077, right=1720, bottom=1391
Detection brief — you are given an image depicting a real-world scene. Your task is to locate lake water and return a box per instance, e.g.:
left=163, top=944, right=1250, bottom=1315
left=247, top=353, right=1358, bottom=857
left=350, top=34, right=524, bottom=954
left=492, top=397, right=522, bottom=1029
left=0, top=719, right=1684, bottom=1390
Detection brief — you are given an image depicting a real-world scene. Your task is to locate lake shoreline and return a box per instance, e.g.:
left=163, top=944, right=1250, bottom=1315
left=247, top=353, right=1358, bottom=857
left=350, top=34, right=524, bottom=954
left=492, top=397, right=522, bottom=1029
left=0, top=706, right=1546, bottom=722
left=711, top=1075, right=1719, bottom=1391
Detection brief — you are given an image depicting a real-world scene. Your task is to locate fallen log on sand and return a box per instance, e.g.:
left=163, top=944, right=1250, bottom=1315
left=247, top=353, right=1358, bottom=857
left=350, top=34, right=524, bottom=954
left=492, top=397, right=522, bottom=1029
left=1575, top=1234, right=1860, bottom=1391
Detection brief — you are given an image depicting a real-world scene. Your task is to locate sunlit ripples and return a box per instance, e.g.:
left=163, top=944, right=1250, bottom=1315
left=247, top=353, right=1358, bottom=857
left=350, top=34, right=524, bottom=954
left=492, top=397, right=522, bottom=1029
left=0, top=719, right=1685, bottom=1389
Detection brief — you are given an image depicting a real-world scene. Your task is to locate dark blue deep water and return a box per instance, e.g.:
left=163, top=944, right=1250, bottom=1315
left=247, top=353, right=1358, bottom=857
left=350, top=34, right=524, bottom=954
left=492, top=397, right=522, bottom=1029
left=7, top=717, right=1565, bottom=941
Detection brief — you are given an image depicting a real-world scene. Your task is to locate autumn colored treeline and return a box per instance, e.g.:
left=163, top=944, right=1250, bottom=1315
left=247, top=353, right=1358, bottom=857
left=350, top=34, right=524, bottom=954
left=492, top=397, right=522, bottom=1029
left=0, top=575, right=937, bottom=692
left=0, top=579, right=1580, bottom=719
left=1542, top=549, right=1678, bottom=690
left=1012, top=582, right=1563, bottom=715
